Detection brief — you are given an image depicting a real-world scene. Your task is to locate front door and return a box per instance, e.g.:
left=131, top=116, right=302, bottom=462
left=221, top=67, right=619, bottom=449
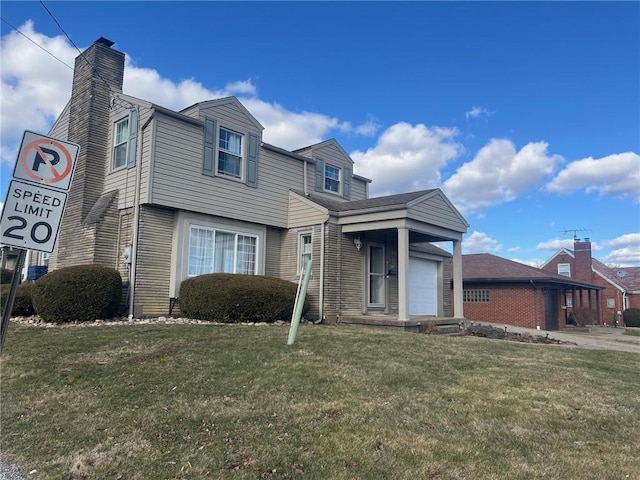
left=368, top=244, right=385, bottom=308
left=544, top=288, right=559, bottom=330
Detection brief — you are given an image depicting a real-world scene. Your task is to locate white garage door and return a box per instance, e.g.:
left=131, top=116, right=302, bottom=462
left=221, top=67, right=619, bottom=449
left=409, top=257, right=437, bottom=315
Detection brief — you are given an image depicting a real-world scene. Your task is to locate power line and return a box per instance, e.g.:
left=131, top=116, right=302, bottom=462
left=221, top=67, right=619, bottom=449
left=39, top=0, right=119, bottom=93
left=0, top=17, right=74, bottom=71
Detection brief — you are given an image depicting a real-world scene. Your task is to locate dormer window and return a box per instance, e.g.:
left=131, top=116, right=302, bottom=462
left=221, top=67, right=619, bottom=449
left=314, top=157, right=351, bottom=199
left=324, top=164, right=341, bottom=194
left=218, top=127, right=243, bottom=178
left=113, top=117, right=129, bottom=169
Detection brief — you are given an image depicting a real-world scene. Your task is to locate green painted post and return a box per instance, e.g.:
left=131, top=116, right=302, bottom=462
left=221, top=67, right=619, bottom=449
left=287, top=260, right=313, bottom=346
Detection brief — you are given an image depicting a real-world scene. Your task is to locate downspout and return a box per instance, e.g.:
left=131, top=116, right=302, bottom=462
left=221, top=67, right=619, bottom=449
left=303, top=160, right=308, bottom=196
left=318, top=221, right=325, bottom=322
left=127, top=106, right=147, bottom=320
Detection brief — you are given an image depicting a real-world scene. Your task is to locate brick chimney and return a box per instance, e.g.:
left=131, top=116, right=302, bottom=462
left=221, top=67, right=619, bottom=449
left=54, top=37, right=125, bottom=268
left=574, top=238, right=593, bottom=282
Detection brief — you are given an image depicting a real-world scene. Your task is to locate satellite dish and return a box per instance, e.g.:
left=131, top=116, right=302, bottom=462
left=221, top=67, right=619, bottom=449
left=616, top=271, right=628, bottom=278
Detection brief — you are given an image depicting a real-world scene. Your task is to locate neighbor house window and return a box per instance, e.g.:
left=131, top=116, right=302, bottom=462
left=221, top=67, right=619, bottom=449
left=188, top=226, right=257, bottom=276
left=298, top=233, right=312, bottom=273
left=607, top=298, right=615, bottom=308
left=41, top=252, right=50, bottom=267
left=113, top=117, right=129, bottom=169
left=218, top=127, right=243, bottom=178
left=557, top=263, right=571, bottom=277
left=324, top=163, right=341, bottom=193
left=463, top=290, right=490, bottom=302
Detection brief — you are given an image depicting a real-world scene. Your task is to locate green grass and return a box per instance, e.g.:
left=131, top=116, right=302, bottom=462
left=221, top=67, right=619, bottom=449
left=1, top=323, right=639, bottom=479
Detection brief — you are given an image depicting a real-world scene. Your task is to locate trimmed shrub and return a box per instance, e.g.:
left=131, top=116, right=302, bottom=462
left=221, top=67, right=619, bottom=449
left=572, top=307, right=596, bottom=327
left=0, top=283, right=36, bottom=316
left=1, top=268, right=14, bottom=285
left=179, top=273, right=305, bottom=323
left=31, top=265, right=122, bottom=323
left=623, top=308, right=640, bottom=328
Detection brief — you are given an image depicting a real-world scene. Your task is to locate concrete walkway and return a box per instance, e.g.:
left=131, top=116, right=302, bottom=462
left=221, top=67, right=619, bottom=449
left=470, top=321, right=640, bottom=354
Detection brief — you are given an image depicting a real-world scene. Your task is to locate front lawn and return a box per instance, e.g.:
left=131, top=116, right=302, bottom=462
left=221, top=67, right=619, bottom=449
left=1, top=323, right=638, bottom=479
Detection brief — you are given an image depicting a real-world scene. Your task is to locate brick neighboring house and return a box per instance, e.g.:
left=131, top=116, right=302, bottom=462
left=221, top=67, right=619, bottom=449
left=541, top=238, right=640, bottom=325
left=460, top=253, right=602, bottom=330
left=26, top=37, right=469, bottom=326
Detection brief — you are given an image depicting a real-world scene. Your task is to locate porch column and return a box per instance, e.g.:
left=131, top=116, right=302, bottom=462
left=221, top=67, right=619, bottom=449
left=452, top=239, right=464, bottom=318
left=397, top=226, right=410, bottom=321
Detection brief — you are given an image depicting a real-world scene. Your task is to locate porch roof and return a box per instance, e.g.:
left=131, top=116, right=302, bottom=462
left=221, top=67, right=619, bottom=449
left=463, top=253, right=603, bottom=290
left=297, top=189, right=469, bottom=241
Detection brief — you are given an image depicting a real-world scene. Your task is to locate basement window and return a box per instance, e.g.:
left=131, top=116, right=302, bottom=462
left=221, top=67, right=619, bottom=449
left=463, top=290, right=489, bottom=302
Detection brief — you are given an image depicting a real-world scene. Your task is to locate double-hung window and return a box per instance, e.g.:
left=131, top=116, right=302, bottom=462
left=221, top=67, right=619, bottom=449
left=299, top=233, right=312, bottom=273
left=324, top=163, right=341, bottom=193
left=557, top=263, right=571, bottom=277
left=188, top=226, right=257, bottom=276
left=113, top=117, right=129, bottom=169
left=218, top=127, right=243, bottom=178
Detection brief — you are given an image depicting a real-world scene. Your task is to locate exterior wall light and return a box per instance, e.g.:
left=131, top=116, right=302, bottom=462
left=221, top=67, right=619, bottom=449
left=353, top=237, right=363, bottom=251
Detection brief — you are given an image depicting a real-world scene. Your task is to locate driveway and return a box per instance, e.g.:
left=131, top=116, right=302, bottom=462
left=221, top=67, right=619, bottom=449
left=472, top=322, right=640, bottom=354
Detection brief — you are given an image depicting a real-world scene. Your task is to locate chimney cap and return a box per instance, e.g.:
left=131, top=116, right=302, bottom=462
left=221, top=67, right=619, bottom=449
left=95, top=37, right=115, bottom=48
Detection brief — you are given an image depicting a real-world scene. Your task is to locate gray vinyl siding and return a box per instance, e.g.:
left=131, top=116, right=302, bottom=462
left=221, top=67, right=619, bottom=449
left=299, top=140, right=367, bottom=202
left=279, top=225, right=321, bottom=320
left=48, top=102, right=70, bottom=141
left=337, top=228, right=365, bottom=315
left=104, top=102, right=154, bottom=210
left=323, top=221, right=342, bottom=319
left=350, top=177, right=367, bottom=201
left=117, top=209, right=134, bottom=282
left=149, top=114, right=306, bottom=228
left=408, top=193, right=468, bottom=232
left=133, top=205, right=174, bottom=316
left=198, top=102, right=260, bottom=134
left=265, top=227, right=282, bottom=277
left=288, top=192, right=328, bottom=227
left=92, top=196, right=121, bottom=268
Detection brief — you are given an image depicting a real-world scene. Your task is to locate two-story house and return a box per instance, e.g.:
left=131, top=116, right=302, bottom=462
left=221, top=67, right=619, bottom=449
left=32, top=37, right=469, bottom=327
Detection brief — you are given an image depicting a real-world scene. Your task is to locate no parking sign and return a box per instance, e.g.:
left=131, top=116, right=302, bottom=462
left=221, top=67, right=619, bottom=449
left=0, top=131, right=80, bottom=253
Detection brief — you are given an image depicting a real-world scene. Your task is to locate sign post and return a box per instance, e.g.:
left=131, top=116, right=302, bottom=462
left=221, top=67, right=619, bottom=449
left=0, top=131, right=79, bottom=355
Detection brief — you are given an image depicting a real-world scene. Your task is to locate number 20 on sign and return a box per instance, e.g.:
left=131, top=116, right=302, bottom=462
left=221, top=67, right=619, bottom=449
left=1, top=180, right=68, bottom=253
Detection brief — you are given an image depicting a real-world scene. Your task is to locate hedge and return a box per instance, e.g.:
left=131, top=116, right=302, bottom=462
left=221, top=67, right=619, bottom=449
left=31, top=265, right=122, bottom=323
left=179, top=273, right=305, bottom=323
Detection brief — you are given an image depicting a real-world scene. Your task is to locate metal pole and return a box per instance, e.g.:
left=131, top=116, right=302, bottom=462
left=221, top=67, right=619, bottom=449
left=1, top=248, right=26, bottom=356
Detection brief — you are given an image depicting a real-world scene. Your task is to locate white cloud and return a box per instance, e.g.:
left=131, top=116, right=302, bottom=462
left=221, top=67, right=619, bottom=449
left=510, top=258, right=543, bottom=268
left=0, top=24, right=377, bottom=166
left=465, top=106, right=493, bottom=120
left=507, top=246, right=520, bottom=253
left=0, top=21, right=77, bottom=165
left=442, top=139, right=563, bottom=214
left=350, top=122, right=463, bottom=196
left=546, top=152, right=640, bottom=203
left=600, top=233, right=640, bottom=266
left=463, top=231, right=502, bottom=254
left=536, top=238, right=575, bottom=251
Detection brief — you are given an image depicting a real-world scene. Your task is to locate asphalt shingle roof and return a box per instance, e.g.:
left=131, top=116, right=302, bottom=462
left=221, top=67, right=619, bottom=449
left=463, top=253, right=601, bottom=288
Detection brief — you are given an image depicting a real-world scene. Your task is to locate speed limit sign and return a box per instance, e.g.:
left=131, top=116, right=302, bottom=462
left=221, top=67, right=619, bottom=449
left=0, top=180, right=68, bottom=253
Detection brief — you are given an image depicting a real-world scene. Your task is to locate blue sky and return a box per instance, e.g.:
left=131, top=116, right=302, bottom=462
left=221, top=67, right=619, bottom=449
left=1, top=1, right=639, bottom=266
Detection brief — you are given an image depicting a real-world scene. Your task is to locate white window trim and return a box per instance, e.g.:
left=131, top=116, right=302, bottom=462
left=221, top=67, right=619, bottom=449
left=298, top=232, right=312, bottom=275
left=557, top=263, right=571, bottom=277
left=216, top=126, right=244, bottom=181
left=112, top=117, right=129, bottom=170
left=188, top=225, right=258, bottom=277
left=324, top=163, right=342, bottom=195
